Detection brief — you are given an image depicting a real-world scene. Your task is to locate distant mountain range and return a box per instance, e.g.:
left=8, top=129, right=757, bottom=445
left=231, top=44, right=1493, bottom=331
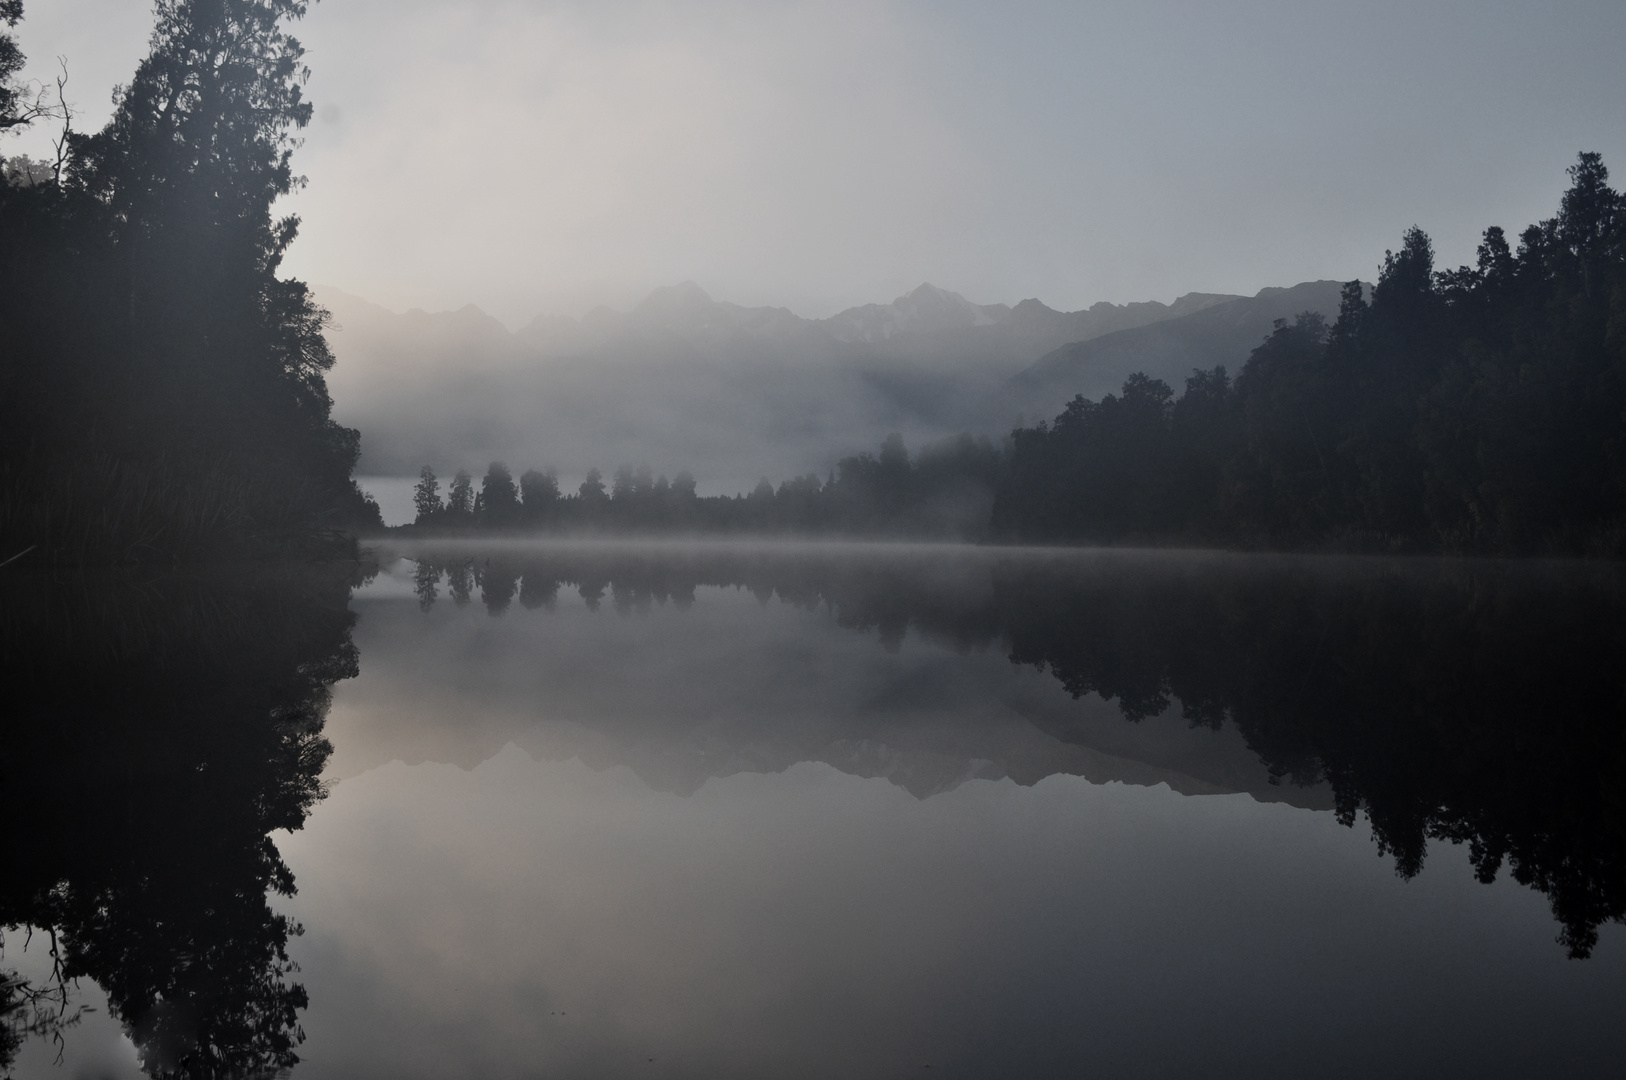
left=510, top=280, right=1236, bottom=360
left=322, top=278, right=1357, bottom=489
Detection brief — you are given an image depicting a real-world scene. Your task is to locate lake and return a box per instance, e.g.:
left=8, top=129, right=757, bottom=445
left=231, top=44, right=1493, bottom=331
left=4, top=541, right=1625, bottom=1078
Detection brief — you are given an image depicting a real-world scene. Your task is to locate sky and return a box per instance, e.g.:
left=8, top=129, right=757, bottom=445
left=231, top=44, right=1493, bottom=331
left=8, top=0, right=1626, bottom=326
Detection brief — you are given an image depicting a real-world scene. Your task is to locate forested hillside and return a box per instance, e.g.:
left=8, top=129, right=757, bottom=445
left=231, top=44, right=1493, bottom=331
left=1007, top=279, right=1357, bottom=415
left=995, top=153, right=1626, bottom=555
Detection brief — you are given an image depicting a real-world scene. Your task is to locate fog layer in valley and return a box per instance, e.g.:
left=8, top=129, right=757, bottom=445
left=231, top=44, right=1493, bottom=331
left=325, top=279, right=1350, bottom=491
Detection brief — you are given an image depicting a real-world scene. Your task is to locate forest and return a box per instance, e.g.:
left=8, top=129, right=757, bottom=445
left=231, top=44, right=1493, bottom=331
left=994, top=157, right=1626, bottom=555
left=0, top=0, right=378, bottom=567
left=408, top=153, right=1626, bottom=556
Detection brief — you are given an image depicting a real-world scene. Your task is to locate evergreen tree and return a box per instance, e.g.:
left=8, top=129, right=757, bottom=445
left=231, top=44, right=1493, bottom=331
left=578, top=468, right=607, bottom=504
left=480, top=461, right=519, bottom=527
left=446, top=470, right=474, bottom=519
left=1, top=0, right=379, bottom=561
left=519, top=467, right=559, bottom=525
left=611, top=465, right=636, bottom=503
left=992, top=153, right=1626, bottom=555
left=413, top=466, right=442, bottom=524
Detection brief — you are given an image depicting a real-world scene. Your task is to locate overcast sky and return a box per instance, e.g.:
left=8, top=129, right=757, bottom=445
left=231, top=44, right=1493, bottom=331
left=10, top=1, right=1626, bottom=325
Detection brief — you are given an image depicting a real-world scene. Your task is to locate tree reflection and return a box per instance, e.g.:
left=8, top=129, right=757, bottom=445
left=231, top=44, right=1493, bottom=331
left=2, top=934, right=92, bottom=1076
left=404, top=545, right=1626, bottom=957
left=0, top=561, right=361, bottom=1076
left=993, top=557, right=1626, bottom=958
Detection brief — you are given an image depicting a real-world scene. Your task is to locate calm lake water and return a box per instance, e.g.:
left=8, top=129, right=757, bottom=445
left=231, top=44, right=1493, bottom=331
left=5, top=541, right=1626, bottom=1078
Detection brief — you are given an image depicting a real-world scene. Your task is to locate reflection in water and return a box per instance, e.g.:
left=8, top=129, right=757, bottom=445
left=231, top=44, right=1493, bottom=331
left=399, top=541, right=1626, bottom=958
left=0, top=563, right=363, bottom=1077
left=3, top=541, right=1625, bottom=1075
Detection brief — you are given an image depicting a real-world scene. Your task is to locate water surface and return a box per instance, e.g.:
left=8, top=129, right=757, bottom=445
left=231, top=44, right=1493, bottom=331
left=5, top=542, right=1624, bottom=1077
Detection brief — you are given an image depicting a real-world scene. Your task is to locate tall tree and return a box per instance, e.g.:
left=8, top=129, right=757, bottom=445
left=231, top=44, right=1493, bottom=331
left=480, top=461, right=519, bottom=527
left=413, top=466, right=442, bottom=523
left=518, top=467, right=559, bottom=526
left=1, top=0, right=377, bottom=562
left=0, top=1, right=27, bottom=131
left=66, top=0, right=348, bottom=472
left=446, top=470, right=474, bottom=519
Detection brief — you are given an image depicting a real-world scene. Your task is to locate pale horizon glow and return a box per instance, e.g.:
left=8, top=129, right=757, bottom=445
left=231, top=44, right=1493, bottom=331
left=7, top=1, right=1626, bottom=327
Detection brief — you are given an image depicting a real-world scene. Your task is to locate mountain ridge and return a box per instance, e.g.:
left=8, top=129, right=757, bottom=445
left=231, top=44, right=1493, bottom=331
left=322, top=280, right=1246, bottom=363
left=317, top=278, right=1351, bottom=487
left=1008, top=280, right=1365, bottom=413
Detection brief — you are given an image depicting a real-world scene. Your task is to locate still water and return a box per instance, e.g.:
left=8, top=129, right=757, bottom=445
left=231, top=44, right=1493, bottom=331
left=4, top=541, right=1625, bottom=1077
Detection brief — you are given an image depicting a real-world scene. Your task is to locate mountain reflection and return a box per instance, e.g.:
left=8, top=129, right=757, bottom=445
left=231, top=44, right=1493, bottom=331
left=0, top=562, right=362, bottom=1077
left=399, top=542, right=1626, bottom=958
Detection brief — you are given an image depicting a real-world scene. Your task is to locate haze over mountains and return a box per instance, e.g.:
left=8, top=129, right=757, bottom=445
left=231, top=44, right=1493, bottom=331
left=324, top=278, right=1353, bottom=492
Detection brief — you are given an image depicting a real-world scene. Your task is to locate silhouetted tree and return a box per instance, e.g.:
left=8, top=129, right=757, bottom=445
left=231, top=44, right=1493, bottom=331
left=445, top=470, right=474, bottom=521
left=993, top=372, right=1182, bottom=542
left=0, top=1, right=62, bottom=136
left=0, top=1, right=28, bottom=131
left=519, top=467, right=559, bottom=525
left=480, top=462, right=519, bottom=528
left=0, top=0, right=379, bottom=563
left=413, top=465, right=442, bottom=524
left=402, top=431, right=1002, bottom=539
left=610, top=465, right=635, bottom=503
left=578, top=468, right=607, bottom=506
left=1225, top=313, right=1336, bottom=543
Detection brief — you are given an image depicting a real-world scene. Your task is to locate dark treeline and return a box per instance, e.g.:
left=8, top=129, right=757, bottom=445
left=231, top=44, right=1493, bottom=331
left=0, top=559, right=362, bottom=1075
left=998, top=153, right=1626, bottom=554
left=408, top=431, right=1003, bottom=539
left=409, top=155, right=1626, bottom=555
left=401, top=543, right=1626, bottom=957
left=1, top=1, right=378, bottom=566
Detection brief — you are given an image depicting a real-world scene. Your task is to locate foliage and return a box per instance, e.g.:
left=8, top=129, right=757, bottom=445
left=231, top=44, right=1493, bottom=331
left=992, top=153, right=1626, bottom=555
left=0, top=1, right=27, bottom=131
left=0, top=0, right=378, bottom=565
